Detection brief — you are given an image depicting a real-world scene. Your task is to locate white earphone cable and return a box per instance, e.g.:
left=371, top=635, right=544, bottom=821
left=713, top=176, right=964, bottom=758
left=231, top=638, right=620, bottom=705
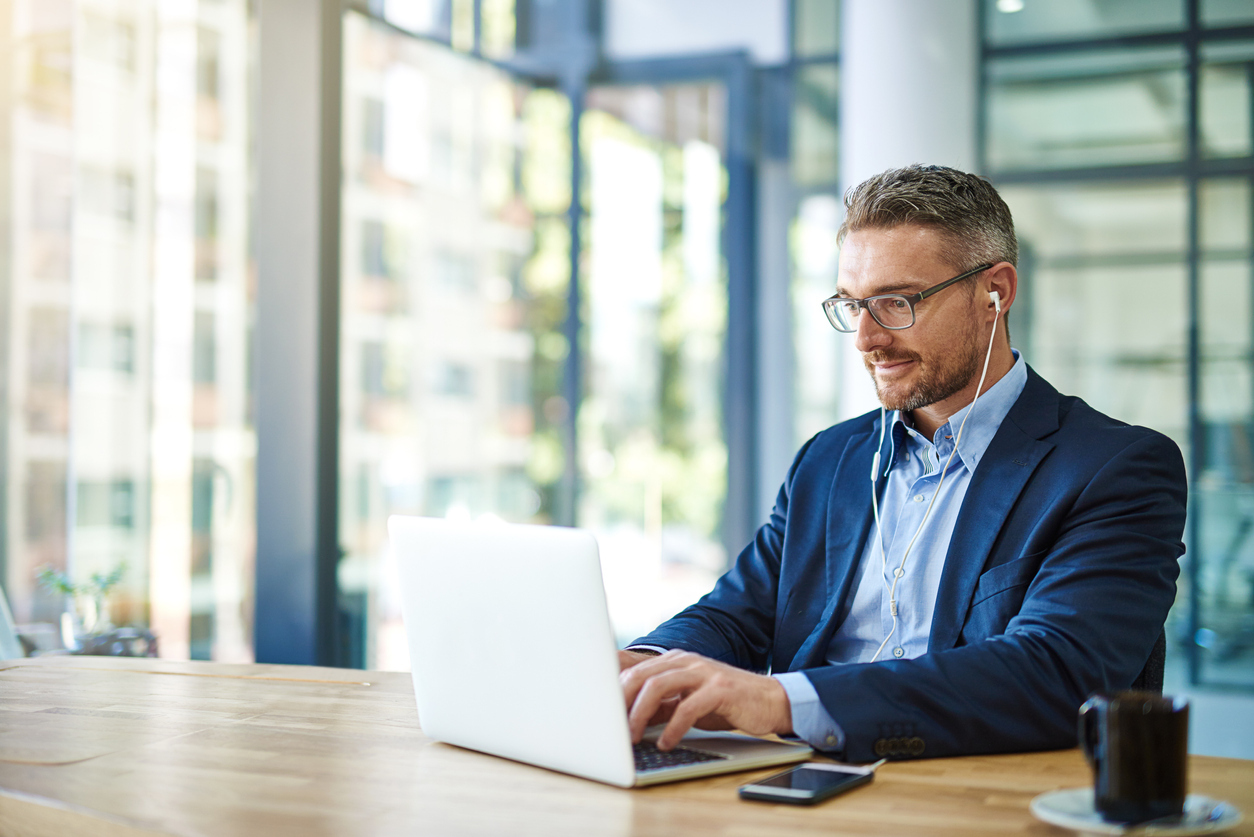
left=868, top=299, right=1001, bottom=663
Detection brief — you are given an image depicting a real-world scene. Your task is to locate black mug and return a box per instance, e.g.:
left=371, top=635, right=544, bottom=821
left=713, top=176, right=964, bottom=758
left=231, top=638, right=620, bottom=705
left=1078, top=692, right=1189, bottom=824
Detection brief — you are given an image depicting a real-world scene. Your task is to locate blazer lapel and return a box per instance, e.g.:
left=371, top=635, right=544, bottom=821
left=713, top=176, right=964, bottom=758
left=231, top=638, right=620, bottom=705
left=789, top=419, right=883, bottom=670
left=928, top=368, right=1060, bottom=652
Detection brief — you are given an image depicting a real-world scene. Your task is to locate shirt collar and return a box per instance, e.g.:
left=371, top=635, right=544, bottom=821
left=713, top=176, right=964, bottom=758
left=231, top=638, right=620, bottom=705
left=881, top=350, right=1027, bottom=475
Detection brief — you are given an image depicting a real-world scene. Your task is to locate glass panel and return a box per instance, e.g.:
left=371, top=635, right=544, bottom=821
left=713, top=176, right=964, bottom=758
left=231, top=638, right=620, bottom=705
left=1196, top=177, right=1254, bottom=687
left=2, top=0, right=255, bottom=661
left=581, top=83, right=728, bottom=645
left=1002, top=179, right=1192, bottom=676
left=1202, top=178, right=1251, bottom=253
left=480, top=0, right=516, bottom=59
left=374, top=0, right=451, bottom=41
left=1201, top=42, right=1254, bottom=159
left=339, top=12, right=568, bottom=670
left=1203, top=0, right=1254, bottom=27
left=984, top=0, right=1183, bottom=45
left=450, top=0, right=474, bottom=52
left=987, top=48, right=1187, bottom=171
left=1001, top=180, right=1188, bottom=447
left=792, top=195, right=843, bottom=446
left=792, top=63, right=839, bottom=188
left=793, top=0, right=839, bottom=58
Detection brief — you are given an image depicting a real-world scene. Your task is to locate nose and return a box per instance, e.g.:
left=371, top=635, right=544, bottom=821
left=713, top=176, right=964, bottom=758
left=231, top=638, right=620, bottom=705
left=853, top=307, right=892, bottom=355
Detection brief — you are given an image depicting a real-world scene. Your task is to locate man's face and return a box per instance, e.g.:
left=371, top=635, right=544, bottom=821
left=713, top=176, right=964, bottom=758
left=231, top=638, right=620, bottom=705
left=836, top=224, right=984, bottom=413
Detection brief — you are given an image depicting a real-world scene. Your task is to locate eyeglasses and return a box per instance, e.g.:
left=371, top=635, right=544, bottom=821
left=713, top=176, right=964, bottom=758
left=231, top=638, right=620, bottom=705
left=821, top=264, right=994, bottom=333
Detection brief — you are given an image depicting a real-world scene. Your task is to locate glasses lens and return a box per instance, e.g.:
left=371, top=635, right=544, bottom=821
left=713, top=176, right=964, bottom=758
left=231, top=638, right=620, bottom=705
left=867, top=296, right=913, bottom=329
left=825, top=299, right=860, bottom=332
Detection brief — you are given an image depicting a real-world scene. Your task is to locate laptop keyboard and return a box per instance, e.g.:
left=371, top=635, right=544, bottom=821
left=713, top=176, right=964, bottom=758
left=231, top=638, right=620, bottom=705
left=633, top=740, right=729, bottom=772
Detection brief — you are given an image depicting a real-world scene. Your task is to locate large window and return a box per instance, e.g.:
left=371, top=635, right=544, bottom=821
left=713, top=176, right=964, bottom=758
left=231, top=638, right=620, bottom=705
left=983, top=1, right=1254, bottom=689
left=580, top=83, right=730, bottom=643
left=338, top=12, right=567, bottom=669
left=1001, top=180, right=1189, bottom=445
left=986, top=47, right=1188, bottom=170
left=1, top=0, right=255, bottom=661
left=789, top=0, right=842, bottom=449
left=338, top=11, right=754, bottom=662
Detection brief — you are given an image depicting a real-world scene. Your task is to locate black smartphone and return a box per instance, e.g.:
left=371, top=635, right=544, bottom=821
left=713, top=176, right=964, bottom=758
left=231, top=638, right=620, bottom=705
left=738, top=763, right=874, bottom=805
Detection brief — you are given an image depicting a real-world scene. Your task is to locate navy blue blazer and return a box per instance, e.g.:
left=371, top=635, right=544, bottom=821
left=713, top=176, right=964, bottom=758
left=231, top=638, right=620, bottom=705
left=635, top=367, right=1187, bottom=762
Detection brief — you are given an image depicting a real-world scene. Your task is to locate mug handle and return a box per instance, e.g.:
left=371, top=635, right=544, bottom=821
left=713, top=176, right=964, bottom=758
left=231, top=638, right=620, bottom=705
left=1078, top=695, right=1104, bottom=769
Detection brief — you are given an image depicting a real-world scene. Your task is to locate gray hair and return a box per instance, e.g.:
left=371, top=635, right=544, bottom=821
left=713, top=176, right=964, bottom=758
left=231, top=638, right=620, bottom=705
left=838, top=164, right=1018, bottom=271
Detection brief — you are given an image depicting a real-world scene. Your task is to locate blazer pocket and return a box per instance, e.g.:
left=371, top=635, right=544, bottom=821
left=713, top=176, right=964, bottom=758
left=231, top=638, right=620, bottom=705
left=969, top=553, right=1043, bottom=608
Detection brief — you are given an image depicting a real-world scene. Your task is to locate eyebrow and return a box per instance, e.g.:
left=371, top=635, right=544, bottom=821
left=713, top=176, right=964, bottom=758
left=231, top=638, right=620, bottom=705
left=834, top=282, right=923, bottom=298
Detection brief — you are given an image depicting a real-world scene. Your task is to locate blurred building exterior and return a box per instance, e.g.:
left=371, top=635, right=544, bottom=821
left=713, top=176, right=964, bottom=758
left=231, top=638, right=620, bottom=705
left=1, top=0, right=254, bottom=662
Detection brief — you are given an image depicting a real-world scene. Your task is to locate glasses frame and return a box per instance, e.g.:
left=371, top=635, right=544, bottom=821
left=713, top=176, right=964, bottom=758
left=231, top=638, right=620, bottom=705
left=821, top=263, right=995, bottom=333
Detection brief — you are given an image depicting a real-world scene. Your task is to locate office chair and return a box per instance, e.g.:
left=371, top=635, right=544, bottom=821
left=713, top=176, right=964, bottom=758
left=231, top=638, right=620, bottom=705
left=1129, top=630, right=1167, bottom=694
left=0, top=583, right=25, bottom=660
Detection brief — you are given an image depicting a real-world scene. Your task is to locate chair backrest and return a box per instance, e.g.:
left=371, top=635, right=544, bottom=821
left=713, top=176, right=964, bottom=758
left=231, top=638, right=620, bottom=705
left=0, top=584, right=25, bottom=660
left=1129, top=630, right=1167, bottom=694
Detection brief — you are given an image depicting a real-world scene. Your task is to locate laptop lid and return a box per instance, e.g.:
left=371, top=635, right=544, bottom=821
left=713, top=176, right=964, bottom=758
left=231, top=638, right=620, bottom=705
left=389, top=515, right=638, bottom=787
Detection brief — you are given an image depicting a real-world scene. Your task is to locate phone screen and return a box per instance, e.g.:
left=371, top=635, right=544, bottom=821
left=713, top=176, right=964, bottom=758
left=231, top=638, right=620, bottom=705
left=755, top=765, right=866, bottom=791
left=739, top=764, right=873, bottom=804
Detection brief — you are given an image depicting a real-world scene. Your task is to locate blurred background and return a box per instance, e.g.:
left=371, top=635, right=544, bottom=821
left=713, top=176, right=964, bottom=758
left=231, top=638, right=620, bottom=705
left=0, top=0, right=1252, bottom=754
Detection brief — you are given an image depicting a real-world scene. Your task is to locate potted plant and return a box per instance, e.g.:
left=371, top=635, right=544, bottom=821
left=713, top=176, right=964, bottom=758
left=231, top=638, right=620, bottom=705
left=36, top=563, right=127, bottom=648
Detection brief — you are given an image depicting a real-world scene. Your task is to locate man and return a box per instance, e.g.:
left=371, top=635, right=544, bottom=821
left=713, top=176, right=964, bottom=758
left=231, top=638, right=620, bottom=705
left=619, top=164, right=1187, bottom=763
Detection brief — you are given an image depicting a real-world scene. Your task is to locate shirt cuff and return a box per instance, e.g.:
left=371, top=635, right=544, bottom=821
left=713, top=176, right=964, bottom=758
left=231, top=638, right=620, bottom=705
left=624, top=645, right=668, bottom=655
left=773, top=671, right=844, bottom=752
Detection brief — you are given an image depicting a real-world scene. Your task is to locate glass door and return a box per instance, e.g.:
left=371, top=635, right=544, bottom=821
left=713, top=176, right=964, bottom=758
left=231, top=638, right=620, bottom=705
left=337, top=11, right=569, bottom=669
left=579, top=80, right=730, bottom=644
left=336, top=19, right=749, bottom=665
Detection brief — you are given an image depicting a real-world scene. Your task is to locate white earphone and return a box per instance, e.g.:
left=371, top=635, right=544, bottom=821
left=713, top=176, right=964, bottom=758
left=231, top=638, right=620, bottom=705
left=867, top=286, right=1002, bottom=663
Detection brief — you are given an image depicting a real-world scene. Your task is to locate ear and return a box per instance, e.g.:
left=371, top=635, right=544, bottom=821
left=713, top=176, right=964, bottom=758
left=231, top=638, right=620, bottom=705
left=982, top=263, right=1017, bottom=320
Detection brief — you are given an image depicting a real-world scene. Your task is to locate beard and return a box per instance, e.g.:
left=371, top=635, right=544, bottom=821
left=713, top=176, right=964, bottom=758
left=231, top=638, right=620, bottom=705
left=863, top=335, right=982, bottom=413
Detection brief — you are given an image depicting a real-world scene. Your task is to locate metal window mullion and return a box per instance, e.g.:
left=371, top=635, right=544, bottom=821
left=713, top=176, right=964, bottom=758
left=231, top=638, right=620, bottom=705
left=0, top=6, right=11, bottom=596
left=315, top=0, right=343, bottom=668
left=990, top=157, right=1254, bottom=184
left=976, top=0, right=989, bottom=176
left=559, top=75, right=584, bottom=529
left=1249, top=61, right=1254, bottom=516
left=1184, top=0, right=1203, bottom=686
left=724, top=55, right=758, bottom=560
left=983, top=23, right=1254, bottom=60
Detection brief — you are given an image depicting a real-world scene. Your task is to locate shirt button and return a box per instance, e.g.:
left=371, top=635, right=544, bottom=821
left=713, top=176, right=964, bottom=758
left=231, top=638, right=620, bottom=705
left=893, top=647, right=905, bottom=658
left=913, top=494, right=924, bottom=502
left=825, top=735, right=838, bottom=745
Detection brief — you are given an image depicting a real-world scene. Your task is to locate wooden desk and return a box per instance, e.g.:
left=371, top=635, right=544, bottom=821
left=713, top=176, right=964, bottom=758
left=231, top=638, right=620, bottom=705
left=1, top=656, right=1250, bottom=837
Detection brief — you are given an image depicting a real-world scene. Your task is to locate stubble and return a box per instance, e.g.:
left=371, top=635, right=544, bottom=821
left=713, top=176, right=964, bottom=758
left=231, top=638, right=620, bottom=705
left=863, top=332, right=982, bottom=413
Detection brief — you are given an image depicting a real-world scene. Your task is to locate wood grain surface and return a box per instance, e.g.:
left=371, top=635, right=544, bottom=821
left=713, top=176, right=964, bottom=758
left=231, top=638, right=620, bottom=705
left=1, top=656, right=1250, bottom=837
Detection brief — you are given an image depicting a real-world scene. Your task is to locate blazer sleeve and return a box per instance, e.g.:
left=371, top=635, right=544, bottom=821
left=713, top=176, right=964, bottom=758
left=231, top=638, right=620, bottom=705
left=801, top=430, right=1186, bottom=762
left=628, top=435, right=821, bottom=670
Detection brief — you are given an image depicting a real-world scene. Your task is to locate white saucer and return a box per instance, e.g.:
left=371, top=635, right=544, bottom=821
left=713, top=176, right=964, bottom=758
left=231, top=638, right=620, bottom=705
left=1030, top=788, right=1243, bottom=836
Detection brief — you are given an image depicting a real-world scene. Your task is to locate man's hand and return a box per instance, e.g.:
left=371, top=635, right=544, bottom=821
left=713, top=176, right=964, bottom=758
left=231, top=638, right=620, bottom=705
left=619, top=649, right=793, bottom=751
left=618, top=649, right=659, bottom=671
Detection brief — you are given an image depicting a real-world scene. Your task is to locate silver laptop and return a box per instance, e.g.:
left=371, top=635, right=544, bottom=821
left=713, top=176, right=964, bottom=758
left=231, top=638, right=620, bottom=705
left=389, top=515, right=812, bottom=788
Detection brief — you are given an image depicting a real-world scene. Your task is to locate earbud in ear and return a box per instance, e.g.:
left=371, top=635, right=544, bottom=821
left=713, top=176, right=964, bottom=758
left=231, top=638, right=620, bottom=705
left=989, top=290, right=1001, bottom=313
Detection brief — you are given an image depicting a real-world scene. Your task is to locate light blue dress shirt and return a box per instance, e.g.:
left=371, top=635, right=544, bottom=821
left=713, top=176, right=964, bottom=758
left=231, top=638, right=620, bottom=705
left=773, top=352, right=1027, bottom=751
